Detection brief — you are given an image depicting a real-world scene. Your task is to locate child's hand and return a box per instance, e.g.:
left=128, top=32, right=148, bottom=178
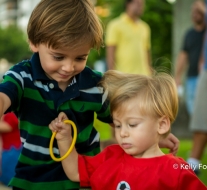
left=49, top=112, right=72, bottom=142
left=159, top=133, right=180, bottom=155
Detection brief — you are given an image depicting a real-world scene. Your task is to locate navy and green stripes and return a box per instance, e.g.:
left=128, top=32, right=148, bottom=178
left=0, top=53, right=112, bottom=190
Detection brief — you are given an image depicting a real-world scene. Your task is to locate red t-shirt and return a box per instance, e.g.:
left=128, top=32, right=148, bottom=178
left=1, top=112, right=21, bottom=150
left=79, top=145, right=207, bottom=190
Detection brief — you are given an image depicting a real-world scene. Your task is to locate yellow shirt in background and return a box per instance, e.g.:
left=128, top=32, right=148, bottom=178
left=105, top=13, right=151, bottom=75
left=93, top=113, right=112, bottom=141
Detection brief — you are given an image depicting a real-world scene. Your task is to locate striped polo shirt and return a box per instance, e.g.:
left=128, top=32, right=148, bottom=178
left=0, top=53, right=112, bottom=190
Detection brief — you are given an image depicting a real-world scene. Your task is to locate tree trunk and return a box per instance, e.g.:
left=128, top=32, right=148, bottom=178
left=172, top=0, right=194, bottom=64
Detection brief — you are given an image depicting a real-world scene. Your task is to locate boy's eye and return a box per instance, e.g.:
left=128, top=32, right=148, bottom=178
left=129, top=124, right=137, bottom=127
left=114, top=125, right=121, bottom=128
left=76, top=57, right=86, bottom=61
left=53, top=56, right=64, bottom=61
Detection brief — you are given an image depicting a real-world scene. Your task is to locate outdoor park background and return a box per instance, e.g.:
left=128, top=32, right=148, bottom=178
left=0, top=0, right=206, bottom=188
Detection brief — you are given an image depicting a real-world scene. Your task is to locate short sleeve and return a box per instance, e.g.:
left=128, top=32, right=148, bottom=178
left=181, top=31, right=189, bottom=52
left=0, top=64, right=24, bottom=111
left=78, top=148, right=108, bottom=187
left=95, top=74, right=112, bottom=123
left=78, top=145, right=122, bottom=188
left=96, top=93, right=112, bottom=123
left=105, top=21, right=120, bottom=46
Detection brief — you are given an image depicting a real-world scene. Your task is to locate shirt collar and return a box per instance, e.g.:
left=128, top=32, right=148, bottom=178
left=121, top=13, right=141, bottom=24
left=30, top=53, right=50, bottom=81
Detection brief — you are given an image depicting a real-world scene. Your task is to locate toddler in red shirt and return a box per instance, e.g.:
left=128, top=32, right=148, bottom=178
left=49, top=70, right=207, bottom=190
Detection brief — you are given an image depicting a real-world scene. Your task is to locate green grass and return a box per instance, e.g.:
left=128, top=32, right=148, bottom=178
left=162, top=139, right=207, bottom=186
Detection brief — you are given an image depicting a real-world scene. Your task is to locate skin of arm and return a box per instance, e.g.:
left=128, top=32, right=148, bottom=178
left=199, top=52, right=204, bottom=73
left=0, top=119, right=13, bottom=133
left=58, top=137, right=79, bottom=182
left=0, top=92, right=11, bottom=119
left=106, top=45, right=116, bottom=70
left=174, top=51, right=188, bottom=86
left=199, top=33, right=206, bottom=73
left=49, top=112, right=80, bottom=182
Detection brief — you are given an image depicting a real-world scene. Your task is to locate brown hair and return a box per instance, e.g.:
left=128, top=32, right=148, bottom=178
left=27, top=0, right=103, bottom=49
left=100, top=70, right=178, bottom=135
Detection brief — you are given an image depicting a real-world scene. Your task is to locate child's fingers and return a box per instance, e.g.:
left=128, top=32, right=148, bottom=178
left=58, top=112, right=68, bottom=122
left=49, top=122, right=56, bottom=132
left=170, top=144, right=179, bottom=155
left=49, top=118, right=60, bottom=132
left=61, top=122, right=72, bottom=131
left=49, top=115, right=72, bottom=137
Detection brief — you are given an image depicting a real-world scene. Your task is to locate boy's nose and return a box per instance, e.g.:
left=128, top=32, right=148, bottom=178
left=120, top=127, right=129, bottom=137
left=62, top=62, right=74, bottom=72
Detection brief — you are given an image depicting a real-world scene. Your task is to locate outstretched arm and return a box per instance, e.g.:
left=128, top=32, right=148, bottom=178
left=49, top=112, right=80, bottom=182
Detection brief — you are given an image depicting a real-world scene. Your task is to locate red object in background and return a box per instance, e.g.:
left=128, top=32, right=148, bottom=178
left=1, top=112, right=21, bottom=150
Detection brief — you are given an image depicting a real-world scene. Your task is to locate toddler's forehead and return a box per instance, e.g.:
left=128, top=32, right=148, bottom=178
left=112, top=99, right=157, bottom=119
left=112, top=100, right=136, bottom=115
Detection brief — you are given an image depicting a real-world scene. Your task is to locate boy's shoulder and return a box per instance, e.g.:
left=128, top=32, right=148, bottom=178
left=3, top=60, right=32, bottom=80
left=165, top=154, right=187, bottom=163
left=81, top=66, right=103, bottom=77
left=164, top=154, right=195, bottom=172
left=13, top=59, right=31, bottom=68
left=77, top=66, right=103, bottom=88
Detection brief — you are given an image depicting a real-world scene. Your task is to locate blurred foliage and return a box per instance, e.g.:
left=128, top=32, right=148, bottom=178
left=0, top=25, right=31, bottom=63
left=87, top=0, right=173, bottom=71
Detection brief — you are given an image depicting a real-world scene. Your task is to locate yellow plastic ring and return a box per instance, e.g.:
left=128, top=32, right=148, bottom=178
left=49, top=120, right=77, bottom=162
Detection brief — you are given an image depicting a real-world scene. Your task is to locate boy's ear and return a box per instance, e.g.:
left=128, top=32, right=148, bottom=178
left=29, top=41, right=39, bottom=52
left=157, top=116, right=170, bottom=135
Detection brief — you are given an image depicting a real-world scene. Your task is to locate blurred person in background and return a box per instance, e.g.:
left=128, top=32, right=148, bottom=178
left=175, top=0, right=205, bottom=117
left=105, top=0, right=151, bottom=75
left=0, top=112, right=21, bottom=186
left=188, top=0, right=207, bottom=175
